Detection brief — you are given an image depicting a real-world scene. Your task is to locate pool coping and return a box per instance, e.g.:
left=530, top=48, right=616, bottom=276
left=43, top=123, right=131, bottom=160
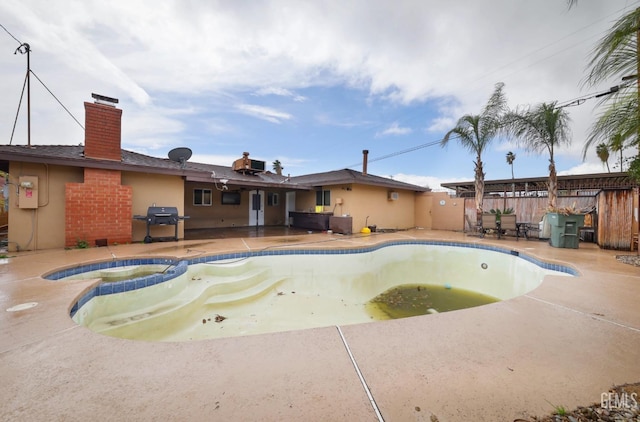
left=56, top=240, right=580, bottom=319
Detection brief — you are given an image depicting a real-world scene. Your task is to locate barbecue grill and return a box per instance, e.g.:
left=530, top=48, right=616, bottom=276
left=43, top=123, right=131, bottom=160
left=133, top=206, right=188, bottom=243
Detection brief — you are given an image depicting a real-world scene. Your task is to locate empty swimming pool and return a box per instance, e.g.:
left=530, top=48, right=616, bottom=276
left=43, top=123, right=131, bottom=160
left=54, top=241, right=575, bottom=341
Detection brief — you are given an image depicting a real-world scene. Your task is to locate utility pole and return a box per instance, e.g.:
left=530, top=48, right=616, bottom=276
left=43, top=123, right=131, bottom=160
left=26, top=43, right=30, bottom=148
left=15, top=43, right=31, bottom=147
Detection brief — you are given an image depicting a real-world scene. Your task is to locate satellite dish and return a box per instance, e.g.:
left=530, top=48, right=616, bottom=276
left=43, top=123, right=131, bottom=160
left=168, top=147, right=192, bottom=168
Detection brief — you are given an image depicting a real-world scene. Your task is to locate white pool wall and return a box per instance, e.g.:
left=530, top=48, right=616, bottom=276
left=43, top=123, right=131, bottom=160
left=250, top=245, right=567, bottom=301
left=73, top=245, right=568, bottom=334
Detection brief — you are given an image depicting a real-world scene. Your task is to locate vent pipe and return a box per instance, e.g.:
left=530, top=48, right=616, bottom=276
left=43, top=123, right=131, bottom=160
left=362, top=149, right=369, bottom=176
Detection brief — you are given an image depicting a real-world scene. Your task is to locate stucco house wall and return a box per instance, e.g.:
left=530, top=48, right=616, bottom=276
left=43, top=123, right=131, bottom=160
left=5, top=163, right=188, bottom=250
left=295, top=184, right=417, bottom=231
left=123, top=172, right=185, bottom=242
left=263, top=189, right=288, bottom=226
left=7, top=162, right=83, bottom=251
left=0, top=173, right=7, bottom=227
left=183, top=184, right=290, bottom=229
left=184, top=182, right=245, bottom=229
left=416, top=191, right=464, bottom=231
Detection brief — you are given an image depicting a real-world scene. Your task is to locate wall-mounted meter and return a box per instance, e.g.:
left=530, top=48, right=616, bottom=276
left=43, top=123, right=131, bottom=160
left=18, top=176, right=38, bottom=209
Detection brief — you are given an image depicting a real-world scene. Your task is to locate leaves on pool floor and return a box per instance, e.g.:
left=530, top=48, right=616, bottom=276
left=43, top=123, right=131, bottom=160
left=202, top=315, right=226, bottom=324
left=371, top=285, right=433, bottom=309
left=368, top=283, right=499, bottom=320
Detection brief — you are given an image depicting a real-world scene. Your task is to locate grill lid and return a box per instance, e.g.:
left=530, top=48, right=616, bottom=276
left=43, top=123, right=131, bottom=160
left=147, top=206, right=179, bottom=216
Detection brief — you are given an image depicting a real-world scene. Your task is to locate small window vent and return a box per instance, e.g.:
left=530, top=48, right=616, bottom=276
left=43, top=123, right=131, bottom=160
left=388, top=191, right=399, bottom=201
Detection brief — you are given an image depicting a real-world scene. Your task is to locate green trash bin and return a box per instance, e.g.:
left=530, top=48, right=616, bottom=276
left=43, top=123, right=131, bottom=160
left=547, top=213, right=565, bottom=248
left=563, top=221, right=579, bottom=248
left=562, top=215, right=585, bottom=249
left=547, top=213, right=585, bottom=248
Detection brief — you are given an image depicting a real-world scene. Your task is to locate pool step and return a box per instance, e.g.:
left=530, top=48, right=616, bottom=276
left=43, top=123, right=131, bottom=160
left=90, top=267, right=286, bottom=338
left=197, top=267, right=272, bottom=295
left=203, top=276, right=287, bottom=306
left=191, top=260, right=255, bottom=277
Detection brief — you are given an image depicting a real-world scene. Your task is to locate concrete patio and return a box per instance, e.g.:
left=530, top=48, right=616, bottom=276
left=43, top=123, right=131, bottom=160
left=1, top=229, right=639, bottom=421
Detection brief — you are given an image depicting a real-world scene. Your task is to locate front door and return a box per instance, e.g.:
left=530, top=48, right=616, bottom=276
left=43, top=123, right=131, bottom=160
left=249, top=190, right=264, bottom=226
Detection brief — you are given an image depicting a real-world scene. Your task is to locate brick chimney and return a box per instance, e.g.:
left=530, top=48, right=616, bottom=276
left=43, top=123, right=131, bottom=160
left=84, top=94, right=122, bottom=161
left=362, top=149, right=369, bottom=176
left=66, top=94, right=132, bottom=248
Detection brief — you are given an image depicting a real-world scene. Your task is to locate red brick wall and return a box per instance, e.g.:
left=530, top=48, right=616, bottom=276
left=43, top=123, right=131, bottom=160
left=65, top=168, right=133, bottom=247
left=84, top=102, right=122, bottom=161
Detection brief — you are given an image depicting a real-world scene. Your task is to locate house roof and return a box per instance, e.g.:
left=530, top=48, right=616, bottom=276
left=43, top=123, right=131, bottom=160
left=0, top=145, right=309, bottom=190
left=290, top=168, right=431, bottom=192
left=441, top=172, right=637, bottom=196
left=0, top=145, right=430, bottom=192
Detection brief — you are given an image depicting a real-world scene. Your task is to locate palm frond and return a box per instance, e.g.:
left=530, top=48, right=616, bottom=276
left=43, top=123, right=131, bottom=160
left=583, top=93, right=639, bottom=157
left=584, top=9, right=640, bottom=87
left=504, top=102, right=571, bottom=160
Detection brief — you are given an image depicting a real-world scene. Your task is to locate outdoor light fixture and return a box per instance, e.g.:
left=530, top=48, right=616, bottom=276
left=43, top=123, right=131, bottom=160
left=211, top=171, right=229, bottom=191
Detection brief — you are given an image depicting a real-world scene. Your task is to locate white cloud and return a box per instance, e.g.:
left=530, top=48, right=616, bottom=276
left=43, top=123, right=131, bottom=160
left=314, top=113, right=372, bottom=128
left=1, top=0, right=637, bottom=180
left=6, top=0, right=623, bottom=109
left=254, top=87, right=307, bottom=102
left=190, top=153, right=240, bottom=167
left=234, top=104, right=293, bottom=124
left=263, top=155, right=311, bottom=171
left=558, top=161, right=610, bottom=176
left=426, top=117, right=455, bottom=133
left=393, top=173, right=464, bottom=192
left=376, top=122, right=412, bottom=137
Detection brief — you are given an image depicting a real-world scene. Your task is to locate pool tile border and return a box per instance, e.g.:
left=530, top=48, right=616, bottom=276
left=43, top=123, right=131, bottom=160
left=60, top=241, right=578, bottom=318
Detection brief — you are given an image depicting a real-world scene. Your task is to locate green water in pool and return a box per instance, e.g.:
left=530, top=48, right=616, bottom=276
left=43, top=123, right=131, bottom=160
left=367, top=283, right=499, bottom=319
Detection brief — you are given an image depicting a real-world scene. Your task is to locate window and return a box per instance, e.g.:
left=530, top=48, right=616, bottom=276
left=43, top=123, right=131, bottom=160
left=193, top=188, right=212, bottom=206
left=315, top=189, right=330, bottom=206
left=267, top=192, right=279, bottom=206
left=221, top=191, right=241, bottom=205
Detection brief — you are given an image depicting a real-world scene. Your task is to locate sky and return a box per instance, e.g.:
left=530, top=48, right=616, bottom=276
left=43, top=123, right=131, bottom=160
left=1, top=0, right=639, bottom=191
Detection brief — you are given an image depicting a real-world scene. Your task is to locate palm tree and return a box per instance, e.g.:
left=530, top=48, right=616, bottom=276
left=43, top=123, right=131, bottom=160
left=581, top=8, right=640, bottom=176
left=504, top=102, right=571, bottom=210
left=441, top=82, right=507, bottom=220
left=610, top=132, right=625, bottom=171
left=506, top=151, right=516, bottom=179
left=272, top=159, right=283, bottom=176
left=596, top=143, right=611, bottom=172
left=506, top=151, right=516, bottom=198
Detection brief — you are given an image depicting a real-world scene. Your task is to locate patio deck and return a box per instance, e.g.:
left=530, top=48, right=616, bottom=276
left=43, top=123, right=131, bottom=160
left=1, top=229, right=639, bottom=421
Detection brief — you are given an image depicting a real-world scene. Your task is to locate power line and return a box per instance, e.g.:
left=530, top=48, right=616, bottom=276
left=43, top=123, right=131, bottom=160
left=343, top=137, right=454, bottom=169
left=9, top=72, right=28, bottom=145
left=342, top=81, right=623, bottom=169
left=341, top=4, right=640, bottom=173
left=2, top=21, right=85, bottom=142
left=469, top=2, right=640, bottom=90
left=342, top=78, right=627, bottom=171
left=30, top=70, right=84, bottom=130
left=0, top=22, right=22, bottom=45
left=337, top=3, right=640, bottom=171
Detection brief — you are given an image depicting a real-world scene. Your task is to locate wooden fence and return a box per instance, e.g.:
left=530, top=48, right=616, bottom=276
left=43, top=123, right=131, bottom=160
left=597, top=190, right=634, bottom=250
left=463, top=188, right=637, bottom=250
